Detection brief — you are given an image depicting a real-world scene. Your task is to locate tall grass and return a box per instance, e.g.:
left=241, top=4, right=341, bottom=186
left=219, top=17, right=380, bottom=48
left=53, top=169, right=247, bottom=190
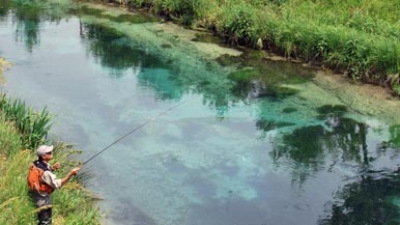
left=88, top=0, right=400, bottom=94
left=0, top=81, right=101, bottom=223
left=0, top=93, right=52, bottom=149
left=0, top=116, right=101, bottom=224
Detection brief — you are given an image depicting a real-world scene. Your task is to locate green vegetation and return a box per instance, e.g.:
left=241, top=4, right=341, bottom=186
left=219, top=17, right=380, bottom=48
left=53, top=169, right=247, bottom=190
left=0, top=93, right=52, bottom=149
left=90, top=0, right=400, bottom=95
left=0, top=92, right=101, bottom=224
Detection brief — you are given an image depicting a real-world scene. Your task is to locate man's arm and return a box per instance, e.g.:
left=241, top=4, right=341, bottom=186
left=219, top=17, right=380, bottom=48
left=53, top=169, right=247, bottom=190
left=60, top=167, right=81, bottom=187
left=42, top=166, right=81, bottom=189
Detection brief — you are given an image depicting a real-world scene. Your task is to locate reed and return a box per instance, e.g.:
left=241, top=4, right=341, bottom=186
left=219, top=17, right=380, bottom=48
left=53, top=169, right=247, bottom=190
left=0, top=93, right=52, bottom=149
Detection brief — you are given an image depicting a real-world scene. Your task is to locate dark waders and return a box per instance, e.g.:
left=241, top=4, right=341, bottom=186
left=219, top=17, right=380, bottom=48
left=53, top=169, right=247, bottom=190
left=29, top=190, right=52, bottom=225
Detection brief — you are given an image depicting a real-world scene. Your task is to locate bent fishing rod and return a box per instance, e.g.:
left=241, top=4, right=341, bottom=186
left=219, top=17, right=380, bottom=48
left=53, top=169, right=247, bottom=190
left=82, top=100, right=188, bottom=165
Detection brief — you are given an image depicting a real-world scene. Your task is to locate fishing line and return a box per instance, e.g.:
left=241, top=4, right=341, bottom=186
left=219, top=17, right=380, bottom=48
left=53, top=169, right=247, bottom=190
left=82, top=100, right=188, bottom=165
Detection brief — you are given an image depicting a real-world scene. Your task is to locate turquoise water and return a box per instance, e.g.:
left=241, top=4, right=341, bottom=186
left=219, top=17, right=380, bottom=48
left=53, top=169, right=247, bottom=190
left=2, top=2, right=400, bottom=225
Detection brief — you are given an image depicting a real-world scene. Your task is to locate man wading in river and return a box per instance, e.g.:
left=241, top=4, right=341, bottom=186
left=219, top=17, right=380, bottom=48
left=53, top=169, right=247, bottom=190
left=27, top=145, right=81, bottom=225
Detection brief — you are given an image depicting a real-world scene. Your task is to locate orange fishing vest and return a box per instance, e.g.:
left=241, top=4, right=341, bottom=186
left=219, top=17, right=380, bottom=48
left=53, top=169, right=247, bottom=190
left=27, top=161, right=54, bottom=193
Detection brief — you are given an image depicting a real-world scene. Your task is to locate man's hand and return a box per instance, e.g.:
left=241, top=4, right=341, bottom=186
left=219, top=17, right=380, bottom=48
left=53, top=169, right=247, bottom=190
left=52, top=162, right=60, bottom=171
left=69, top=166, right=81, bottom=176
left=61, top=166, right=82, bottom=187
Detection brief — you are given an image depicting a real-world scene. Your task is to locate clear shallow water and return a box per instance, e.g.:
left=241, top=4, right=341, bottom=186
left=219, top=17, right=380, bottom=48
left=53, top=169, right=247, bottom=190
left=2, top=2, right=400, bottom=225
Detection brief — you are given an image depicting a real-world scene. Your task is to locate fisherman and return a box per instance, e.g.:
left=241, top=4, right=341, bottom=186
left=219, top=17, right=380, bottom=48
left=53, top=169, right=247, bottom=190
left=27, top=145, right=81, bottom=225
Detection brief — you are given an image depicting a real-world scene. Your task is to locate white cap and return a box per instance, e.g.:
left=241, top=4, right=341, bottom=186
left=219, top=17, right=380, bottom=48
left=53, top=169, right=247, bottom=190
left=36, top=145, right=54, bottom=156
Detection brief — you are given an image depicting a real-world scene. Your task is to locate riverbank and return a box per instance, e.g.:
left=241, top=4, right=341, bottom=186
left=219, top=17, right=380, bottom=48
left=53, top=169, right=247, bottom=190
left=0, top=93, right=102, bottom=224
left=84, top=0, right=400, bottom=97
left=80, top=1, right=400, bottom=126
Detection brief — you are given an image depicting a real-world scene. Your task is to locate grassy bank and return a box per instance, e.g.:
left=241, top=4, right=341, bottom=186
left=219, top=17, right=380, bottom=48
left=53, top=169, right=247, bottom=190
left=87, top=0, right=400, bottom=95
left=0, top=92, right=101, bottom=224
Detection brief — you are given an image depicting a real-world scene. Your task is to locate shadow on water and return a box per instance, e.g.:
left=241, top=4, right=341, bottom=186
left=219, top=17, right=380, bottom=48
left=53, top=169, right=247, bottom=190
left=267, top=104, right=400, bottom=224
left=79, top=24, right=169, bottom=74
left=0, top=0, right=70, bottom=52
left=270, top=105, right=371, bottom=183
left=79, top=22, right=187, bottom=100
left=319, top=168, right=400, bottom=225
left=79, top=21, right=239, bottom=113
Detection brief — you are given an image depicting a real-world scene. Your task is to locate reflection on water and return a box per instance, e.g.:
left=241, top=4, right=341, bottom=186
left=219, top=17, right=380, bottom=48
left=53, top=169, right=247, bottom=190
left=2, top=2, right=400, bottom=225
left=319, top=167, right=400, bottom=225
left=80, top=24, right=170, bottom=78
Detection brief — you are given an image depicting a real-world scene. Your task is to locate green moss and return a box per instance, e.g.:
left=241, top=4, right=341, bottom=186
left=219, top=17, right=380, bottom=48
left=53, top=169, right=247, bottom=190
left=215, top=54, right=243, bottom=67
left=265, top=86, right=299, bottom=99
left=228, top=68, right=259, bottom=82
left=316, top=104, right=348, bottom=115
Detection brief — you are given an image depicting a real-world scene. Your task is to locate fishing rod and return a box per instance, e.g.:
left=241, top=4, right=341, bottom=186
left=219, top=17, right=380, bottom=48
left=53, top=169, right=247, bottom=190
left=82, top=100, right=188, bottom=165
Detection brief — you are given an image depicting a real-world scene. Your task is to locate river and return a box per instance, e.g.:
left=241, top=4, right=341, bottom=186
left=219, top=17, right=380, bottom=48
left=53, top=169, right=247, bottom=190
left=1, top=1, right=400, bottom=225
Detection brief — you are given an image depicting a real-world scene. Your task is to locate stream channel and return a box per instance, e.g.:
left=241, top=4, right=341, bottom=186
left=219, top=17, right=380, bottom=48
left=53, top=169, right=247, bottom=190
left=2, top=2, right=400, bottom=225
